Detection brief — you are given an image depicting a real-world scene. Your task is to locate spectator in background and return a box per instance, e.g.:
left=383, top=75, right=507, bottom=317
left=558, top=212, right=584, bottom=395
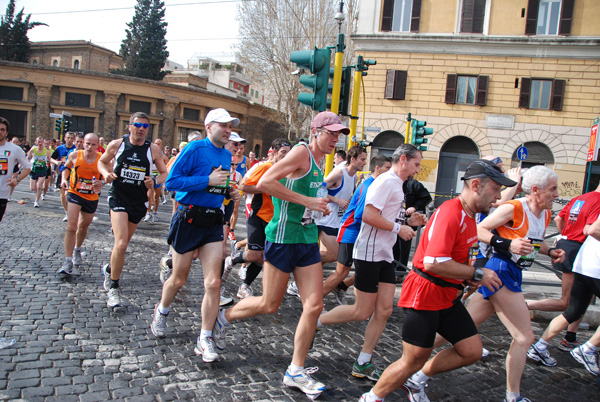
left=399, top=178, right=432, bottom=268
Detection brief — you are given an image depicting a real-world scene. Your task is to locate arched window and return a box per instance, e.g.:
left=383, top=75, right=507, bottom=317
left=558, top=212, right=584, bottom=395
left=510, top=141, right=554, bottom=168
left=52, top=60, right=58, bottom=67
left=435, top=136, right=480, bottom=206
left=73, top=60, right=80, bottom=70
left=371, top=130, right=405, bottom=158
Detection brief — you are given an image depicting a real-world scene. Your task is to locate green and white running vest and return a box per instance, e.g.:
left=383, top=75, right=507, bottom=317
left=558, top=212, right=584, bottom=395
left=265, top=143, right=324, bottom=245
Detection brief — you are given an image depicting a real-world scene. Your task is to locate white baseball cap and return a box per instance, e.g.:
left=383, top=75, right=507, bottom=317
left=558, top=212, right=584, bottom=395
left=205, top=108, right=240, bottom=127
left=229, top=132, right=246, bottom=143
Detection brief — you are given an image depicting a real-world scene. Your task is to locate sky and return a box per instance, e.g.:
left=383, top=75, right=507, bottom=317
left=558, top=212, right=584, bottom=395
left=4, top=0, right=241, bottom=66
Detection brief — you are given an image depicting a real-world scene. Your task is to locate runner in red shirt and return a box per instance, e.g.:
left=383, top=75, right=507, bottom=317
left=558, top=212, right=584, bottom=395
left=360, top=159, right=510, bottom=402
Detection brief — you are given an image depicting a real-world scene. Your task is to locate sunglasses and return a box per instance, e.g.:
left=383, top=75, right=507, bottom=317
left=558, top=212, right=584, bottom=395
left=319, top=128, right=341, bottom=138
left=131, top=122, right=150, bottom=128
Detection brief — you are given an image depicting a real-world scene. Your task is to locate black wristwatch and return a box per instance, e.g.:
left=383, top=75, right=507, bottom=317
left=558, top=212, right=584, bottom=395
left=473, top=267, right=484, bottom=282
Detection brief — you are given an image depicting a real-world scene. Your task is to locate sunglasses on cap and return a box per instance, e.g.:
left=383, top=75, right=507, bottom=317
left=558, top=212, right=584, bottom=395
left=130, top=122, right=150, bottom=128
left=274, top=142, right=291, bottom=150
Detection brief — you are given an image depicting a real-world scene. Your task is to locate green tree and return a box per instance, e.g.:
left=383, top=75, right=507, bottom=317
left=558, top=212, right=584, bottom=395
left=115, top=0, right=169, bottom=81
left=0, top=0, right=46, bottom=62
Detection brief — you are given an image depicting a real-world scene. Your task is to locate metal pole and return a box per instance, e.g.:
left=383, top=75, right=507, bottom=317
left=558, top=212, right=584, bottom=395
left=324, top=33, right=345, bottom=176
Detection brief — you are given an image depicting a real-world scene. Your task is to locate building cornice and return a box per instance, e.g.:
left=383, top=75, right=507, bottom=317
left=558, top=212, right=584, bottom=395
left=352, top=34, right=600, bottom=59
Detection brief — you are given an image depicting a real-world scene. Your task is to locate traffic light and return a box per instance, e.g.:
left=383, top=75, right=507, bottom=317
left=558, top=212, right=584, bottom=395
left=55, top=118, right=63, bottom=134
left=327, top=66, right=352, bottom=116
left=290, top=47, right=331, bottom=111
left=411, top=119, right=433, bottom=151
left=357, top=55, right=376, bottom=76
left=63, top=119, right=71, bottom=132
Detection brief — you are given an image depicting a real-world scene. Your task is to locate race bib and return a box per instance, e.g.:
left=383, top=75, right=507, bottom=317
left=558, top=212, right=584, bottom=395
left=517, top=238, right=542, bottom=269
left=76, top=178, right=94, bottom=194
left=120, top=167, right=144, bottom=181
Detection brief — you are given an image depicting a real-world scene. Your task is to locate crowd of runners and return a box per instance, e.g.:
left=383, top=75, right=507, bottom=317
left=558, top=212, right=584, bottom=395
left=1, top=110, right=600, bottom=402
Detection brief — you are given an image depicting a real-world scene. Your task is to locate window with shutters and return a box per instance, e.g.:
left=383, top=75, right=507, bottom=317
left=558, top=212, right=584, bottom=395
left=129, top=100, right=151, bottom=114
left=183, top=107, right=200, bottom=121
left=525, top=0, right=574, bottom=36
left=518, top=78, right=565, bottom=111
left=385, top=70, right=407, bottom=100
left=445, top=74, right=488, bottom=106
left=65, top=92, right=91, bottom=108
left=460, top=0, right=486, bottom=34
left=381, top=0, right=421, bottom=32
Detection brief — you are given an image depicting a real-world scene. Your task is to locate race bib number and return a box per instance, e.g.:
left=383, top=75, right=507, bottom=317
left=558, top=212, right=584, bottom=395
left=0, top=157, right=8, bottom=175
left=517, top=238, right=542, bottom=269
left=120, top=168, right=144, bottom=181
left=76, top=178, right=94, bottom=194
left=338, top=206, right=346, bottom=217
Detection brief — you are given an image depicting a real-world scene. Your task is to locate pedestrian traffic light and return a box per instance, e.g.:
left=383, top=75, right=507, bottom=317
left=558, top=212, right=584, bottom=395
left=411, top=119, right=433, bottom=151
left=63, top=119, right=71, bottom=132
left=327, top=66, right=352, bottom=116
left=55, top=118, right=63, bottom=133
left=290, top=47, right=331, bottom=111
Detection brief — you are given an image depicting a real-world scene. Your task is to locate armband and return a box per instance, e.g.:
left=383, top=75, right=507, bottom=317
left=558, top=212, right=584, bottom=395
left=490, top=235, right=512, bottom=251
left=391, top=222, right=401, bottom=234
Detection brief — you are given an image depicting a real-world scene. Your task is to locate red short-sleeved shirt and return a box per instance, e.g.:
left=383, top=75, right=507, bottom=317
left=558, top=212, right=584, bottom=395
left=558, top=191, right=600, bottom=243
left=399, top=197, right=478, bottom=311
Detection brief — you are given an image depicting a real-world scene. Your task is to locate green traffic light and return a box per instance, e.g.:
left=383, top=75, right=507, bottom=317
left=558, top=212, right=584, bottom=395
left=291, top=47, right=331, bottom=111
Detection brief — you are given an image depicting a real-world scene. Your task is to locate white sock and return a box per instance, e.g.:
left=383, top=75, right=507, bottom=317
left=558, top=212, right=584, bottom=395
left=357, top=352, right=372, bottom=366
left=582, top=341, right=597, bottom=354
left=411, top=370, right=430, bottom=384
left=366, top=389, right=384, bottom=401
left=200, top=329, right=212, bottom=339
left=288, top=363, right=303, bottom=375
left=157, top=304, right=169, bottom=315
left=73, top=247, right=81, bottom=252
left=505, top=391, right=520, bottom=402
left=65, top=257, right=72, bottom=262
left=218, top=309, right=229, bottom=326
left=535, top=338, right=549, bottom=351
left=316, top=317, right=323, bottom=329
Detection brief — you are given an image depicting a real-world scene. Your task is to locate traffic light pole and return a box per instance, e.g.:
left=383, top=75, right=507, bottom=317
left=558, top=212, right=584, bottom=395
left=347, top=64, right=363, bottom=151
left=405, top=113, right=412, bottom=144
left=324, top=34, right=345, bottom=176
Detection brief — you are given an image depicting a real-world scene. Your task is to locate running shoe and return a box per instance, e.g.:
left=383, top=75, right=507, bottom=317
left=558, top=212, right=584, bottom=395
left=58, top=258, right=73, bottom=275
left=151, top=304, right=168, bottom=338
left=228, top=231, right=236, bottom=241
left=72, top=248, right=83, bottom=266
left=230, top=239, right=238, bottom=255
left=482, top=347, right=490, bottom=358
left=107, top=288, right=121, bottom=308
left=351, top=360, right=382, bottom=382
left=558, top=338, right=582, bottom=352
left=333, top=287, right=347, bottom=305
left=503, top=397, right=531, bottom=402
left=222, top=257, right=234, bottom=282
left=33, top=201, right=39, bottom=208
left=359, top=393, right=384, bottom=402
left=219, top=287, right=233, bottom=307
left=41, top=194, right=46, bottom=200
left=287, top=281, right=300, bottom=299
left=159, top=256, right=172, bottom=284
left=403, top=377, right=430, bottom=402
left=194, top=336, right=219, bottom=363
left=527, top=344, right=557, bottom=367
left=237, top=283, right=253, bottom=299
left=161, top=198, right=167, bottom=205
left=213, top=309, right=228, bottom=350
left=101, top=264, right=111, bottom=292
left=63, top=213, right=68, bottom=222
left=152, top=212, right=159, bottom=223
left=143, top=213, right=152, bottom=222
left=283, top=367, right=326, bottom=397
left=238, top=264, right=247, bottom=280
left=570, top=345, right=600, bottom=376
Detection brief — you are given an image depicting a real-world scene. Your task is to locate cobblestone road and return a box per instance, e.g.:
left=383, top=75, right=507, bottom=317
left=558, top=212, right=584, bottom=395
left=1, top=190, right=599, bottom=401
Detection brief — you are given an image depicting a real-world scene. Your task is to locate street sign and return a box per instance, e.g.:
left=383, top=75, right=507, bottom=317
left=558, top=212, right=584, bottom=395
left=517, top=146, right=528, bottom=161
left=587, top=118, right=599, bottom=162
left=49, top=113, right=62, bottom=118
left=62, top=111, right=72, bottom=117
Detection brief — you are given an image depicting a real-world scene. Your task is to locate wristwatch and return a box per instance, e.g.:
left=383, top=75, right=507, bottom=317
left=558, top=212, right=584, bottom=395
left=473, top=267, right=484, bottom=282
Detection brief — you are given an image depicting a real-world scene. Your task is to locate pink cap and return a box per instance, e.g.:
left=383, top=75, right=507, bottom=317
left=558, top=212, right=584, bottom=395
left=310, top=111, right=350, bottom=135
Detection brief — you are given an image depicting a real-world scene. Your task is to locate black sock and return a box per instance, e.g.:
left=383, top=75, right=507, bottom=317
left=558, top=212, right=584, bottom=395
left=110, top=279, right=119, bottom=289
left=337, top=282, right=349, bottom=291
left=565, top=331, right=577, bottom=343
left=232, top=252, right=246, bottom=265
left=244, top=263, right=263, bottom=286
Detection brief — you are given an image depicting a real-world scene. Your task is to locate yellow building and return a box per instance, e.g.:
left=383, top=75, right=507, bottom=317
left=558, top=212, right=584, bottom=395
left=353, top=0, right=600, bottom=201
left=0, top=41, right=283, bottom=156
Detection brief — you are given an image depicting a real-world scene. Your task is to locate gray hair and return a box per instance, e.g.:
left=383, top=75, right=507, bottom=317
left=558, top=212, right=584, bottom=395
left=521, top=165, right=558, bottom=194
left=392, top=143, right=421, bottom=164
left=188, top=131, right=203, bottom=142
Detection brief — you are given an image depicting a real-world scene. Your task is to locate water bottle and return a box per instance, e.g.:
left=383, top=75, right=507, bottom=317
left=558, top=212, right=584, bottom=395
left=311, top=182, right=328, bottom=220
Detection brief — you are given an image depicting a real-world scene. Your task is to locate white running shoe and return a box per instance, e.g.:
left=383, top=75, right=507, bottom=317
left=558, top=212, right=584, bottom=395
left=107, top=288, right=121, bottom=308
left=222, top=257, right=234, bottom=282
left=58, top=258, right=73, bottom=275
left=482, top=347, right=490, bottom=358
left=63, top=214, right=68, bottom=222
left=160, top=256, right=172, bottom=284
left=219, top=287, right=233, bottom=307
left=237, top=283, right=253, bottom=299
left=194, top=336, right=219, bottom=363
left=151, top=304, right=168, bottom=338
left=41, top=194, right=46, bottom=200
left=283, top=367, right=326, bottom=397
left=213, top=309, right=228, bottom=350
left=101, top=264, right=111, bottom=291
left=33, top=201, right=39, bottom=208
left=287, top=281, right=300, bottom=299
left=152, top=212, right=159, bottom=223
left=571, top=345, right=600, bottom=376
left=403, top=377, right=430, bottom=402
left=143, top=213, right=152, bottom=222
left=72, top=248, right=83, bottom=266
left=238, top=264, right=247, bottom=280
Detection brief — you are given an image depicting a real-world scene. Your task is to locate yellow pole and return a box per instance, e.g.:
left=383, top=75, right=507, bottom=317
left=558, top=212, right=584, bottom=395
left=324, top=47, right=344, bottom=176
left=348, top=68, right=362, bottom=151
left=405, top=121, right=411, bottom=144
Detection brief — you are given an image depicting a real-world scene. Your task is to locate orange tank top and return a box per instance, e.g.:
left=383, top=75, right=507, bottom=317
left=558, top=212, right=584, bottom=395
left=68, top=150, right=101, bottom=201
